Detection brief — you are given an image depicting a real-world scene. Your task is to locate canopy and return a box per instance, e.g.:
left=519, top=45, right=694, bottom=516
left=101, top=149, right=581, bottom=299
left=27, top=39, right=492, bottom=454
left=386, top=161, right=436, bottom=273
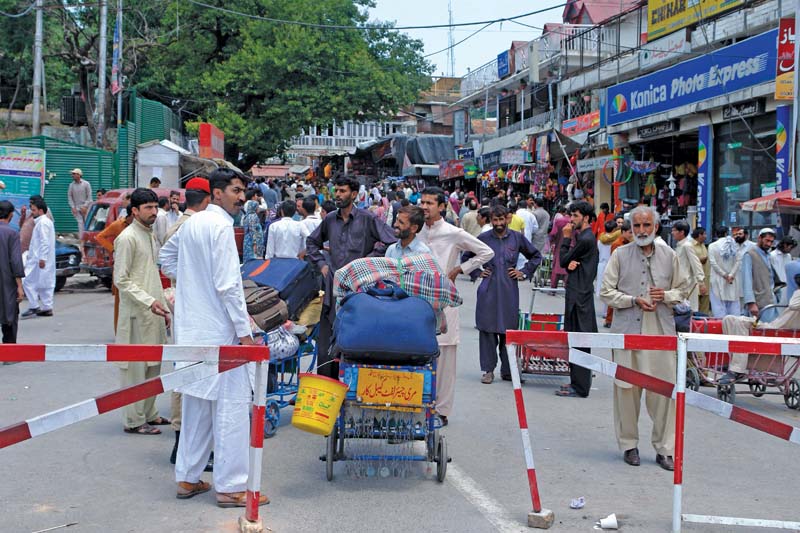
left=740, top=190, right=800, bottom=214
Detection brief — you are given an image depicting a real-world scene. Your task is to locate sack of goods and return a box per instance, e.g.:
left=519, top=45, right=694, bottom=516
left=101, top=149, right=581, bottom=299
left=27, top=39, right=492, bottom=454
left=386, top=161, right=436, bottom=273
left=333, top=280, right=439, bottom=366
left=243, top=280, right=288, bottom=332
left=242, top=258, right=320, bottom=320
left=266, top=325, right=300, bottom=361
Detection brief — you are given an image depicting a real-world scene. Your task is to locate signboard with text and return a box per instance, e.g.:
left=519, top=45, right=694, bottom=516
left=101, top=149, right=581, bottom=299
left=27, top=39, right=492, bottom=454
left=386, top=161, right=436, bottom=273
left=606, top=29, right=776, bottom=126
left=647, top=0, right=744, bottom=41
left=697, top=125, right=713, bottom=232
left=776, top=105, right=792, bottom=192
left=638, top=120, right=678, bottom=139
left=0, top=146, right=46, bottom=230
left=497, top=50, right=510, bottom=79
left=776, top=18, right=795, bottom=100
left=562, top=110, right=600, bottom=137
left=640, top=30, right=690, bottom=70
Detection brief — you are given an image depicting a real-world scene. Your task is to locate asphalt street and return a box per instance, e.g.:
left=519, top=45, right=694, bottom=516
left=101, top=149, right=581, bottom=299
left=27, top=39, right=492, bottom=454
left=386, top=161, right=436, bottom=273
left=1, top=274, right=798, bottom=533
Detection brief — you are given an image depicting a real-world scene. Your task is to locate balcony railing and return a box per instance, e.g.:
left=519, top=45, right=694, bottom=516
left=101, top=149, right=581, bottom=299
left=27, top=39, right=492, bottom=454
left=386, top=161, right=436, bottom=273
left=495, top=108, right=565, bottom=139
left=460, top=59, right=499, bottom=98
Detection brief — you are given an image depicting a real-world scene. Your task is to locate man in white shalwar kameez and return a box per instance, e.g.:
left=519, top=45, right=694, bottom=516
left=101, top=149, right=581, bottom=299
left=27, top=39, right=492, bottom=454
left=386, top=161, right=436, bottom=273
left=160, top=169, right=268, bottom=508
left=21, top=197, right=56, bottom=317
left=418, top=187, right=494, bottom=425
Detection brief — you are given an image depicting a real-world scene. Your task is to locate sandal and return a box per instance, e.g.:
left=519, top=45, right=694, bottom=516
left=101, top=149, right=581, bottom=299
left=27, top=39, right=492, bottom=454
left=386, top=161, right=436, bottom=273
left=554, top=387, right=579, bottom=397
left=177, top=480, right=211, bottom=499
left=124, top=424, right=161, bottom=435
left=148, top=416, right=171, bottom=426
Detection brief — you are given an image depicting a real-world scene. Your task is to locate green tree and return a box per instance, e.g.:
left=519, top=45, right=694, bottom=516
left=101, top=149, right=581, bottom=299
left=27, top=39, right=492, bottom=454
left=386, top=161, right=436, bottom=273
left=139, top=0, right=432, bottom=169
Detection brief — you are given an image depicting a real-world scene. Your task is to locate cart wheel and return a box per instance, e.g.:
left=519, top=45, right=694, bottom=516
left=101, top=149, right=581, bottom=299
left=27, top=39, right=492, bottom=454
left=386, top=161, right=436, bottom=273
left=435, top=435, right=447, bottom=482
left=326, top=428, right=337, bottom=481
left=686, top=367, right=701, bottom=392
left=263, top=400, right=280, bottom=439
left=717, top=384, right=736, bottom=404
left=784, top=379, right=800, bottom=409
left=748, top=380, right=767, bottom=398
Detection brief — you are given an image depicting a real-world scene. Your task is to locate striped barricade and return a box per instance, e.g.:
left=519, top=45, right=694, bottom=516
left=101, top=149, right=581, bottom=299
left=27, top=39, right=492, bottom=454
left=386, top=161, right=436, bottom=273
left=0, top=344, right=270, bottom=533
left=506, top=330, right=800, bottom=533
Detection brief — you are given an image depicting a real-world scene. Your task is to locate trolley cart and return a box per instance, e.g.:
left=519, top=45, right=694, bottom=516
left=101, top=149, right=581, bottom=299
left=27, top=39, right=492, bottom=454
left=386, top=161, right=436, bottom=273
left=689, top=310, right=800, bottom=408
left=324, top=358, right=448, bottom=482
left=262, top=324, right=319, bottom=438
left=516, top=287, right=569, bottom=376
left=532, top=253, right=553, bottom=288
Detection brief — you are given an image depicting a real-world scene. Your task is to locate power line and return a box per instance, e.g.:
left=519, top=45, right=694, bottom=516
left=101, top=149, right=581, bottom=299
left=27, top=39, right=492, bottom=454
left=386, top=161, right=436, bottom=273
left=424, top=22, right=494, bottom=57
left=0, top=0, right=35, bottom=17
left=184, top=0, right=567, bottom=31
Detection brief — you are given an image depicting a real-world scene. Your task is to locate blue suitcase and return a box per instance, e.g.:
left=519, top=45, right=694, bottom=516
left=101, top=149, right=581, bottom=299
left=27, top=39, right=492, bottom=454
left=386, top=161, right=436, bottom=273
left=333, top=282, right=439, bottom=366
left=241, top=258, right=319, bottom=320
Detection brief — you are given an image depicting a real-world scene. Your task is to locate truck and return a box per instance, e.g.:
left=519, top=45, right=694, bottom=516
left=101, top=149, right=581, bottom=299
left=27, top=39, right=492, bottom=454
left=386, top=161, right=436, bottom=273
left=80, top=188, right=245, bottom=288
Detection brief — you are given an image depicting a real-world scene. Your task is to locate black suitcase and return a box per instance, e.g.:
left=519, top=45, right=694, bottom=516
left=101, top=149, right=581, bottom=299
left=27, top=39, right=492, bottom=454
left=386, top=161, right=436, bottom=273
left=241, top=258, right=319, bottom=320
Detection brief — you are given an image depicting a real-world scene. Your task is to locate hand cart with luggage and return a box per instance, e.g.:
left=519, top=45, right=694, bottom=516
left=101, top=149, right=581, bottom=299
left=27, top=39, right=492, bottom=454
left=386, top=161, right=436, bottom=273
left=532, top=253, right=553, bottom=288
left=516, top=287, right=570, bottom=376
left=241, top=256, right=323, bottom=437
left=689, top=308, right=800, bottom=408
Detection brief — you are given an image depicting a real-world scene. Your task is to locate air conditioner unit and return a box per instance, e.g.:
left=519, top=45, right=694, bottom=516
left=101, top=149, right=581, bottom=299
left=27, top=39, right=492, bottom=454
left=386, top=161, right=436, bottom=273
left=60, top=96, right=87, bottom=126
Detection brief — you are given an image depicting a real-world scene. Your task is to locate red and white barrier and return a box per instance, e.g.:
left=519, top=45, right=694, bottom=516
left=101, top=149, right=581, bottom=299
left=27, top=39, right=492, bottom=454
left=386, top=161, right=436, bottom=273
left=507, top=330, right=800, bottom=532
left=507, top=350, right=554, bottom=528
left=0, top=344, right=270, bottom=533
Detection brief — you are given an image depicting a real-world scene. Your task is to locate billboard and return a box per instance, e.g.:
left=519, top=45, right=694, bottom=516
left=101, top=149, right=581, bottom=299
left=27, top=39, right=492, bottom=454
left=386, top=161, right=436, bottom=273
left=647, top=0, right=744, bottom=41
left=0, top=145, right=46, bottom=229
left=776, top=18, right=795, bottom=100
left=605, top=29, right=776, bottom=126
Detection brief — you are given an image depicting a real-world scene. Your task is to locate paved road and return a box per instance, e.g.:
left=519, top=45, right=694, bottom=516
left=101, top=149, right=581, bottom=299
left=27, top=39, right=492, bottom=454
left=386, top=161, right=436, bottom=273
left=1, top=274, right=798, bottom=532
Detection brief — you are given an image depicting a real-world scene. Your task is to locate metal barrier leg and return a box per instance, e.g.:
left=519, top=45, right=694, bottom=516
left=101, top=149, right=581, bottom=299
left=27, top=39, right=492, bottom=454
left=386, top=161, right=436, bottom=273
left=507, top=349, right=554, bottom=529
left=673, top=336, right=688, bottom=533
left=239, top=359, right=269, bottom=533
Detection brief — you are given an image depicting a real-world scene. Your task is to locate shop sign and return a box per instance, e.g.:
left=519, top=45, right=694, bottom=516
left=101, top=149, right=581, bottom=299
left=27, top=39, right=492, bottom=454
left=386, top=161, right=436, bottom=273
left=198, top=123, right=225, bottom=159
left=697, top=125, right=713, bottom=233
left=776, top=18, right=795, bottom=100
left=639, top=31, right=690, bottom=70
left=456, top=147, right=475, bottom=160
left=561, top=110, right=600, bottom=137
left=481, top=150, right=501, bottom=169
left=453, top=109, right=467, bottom=146
left=647, top=0, right=744, bottom=42
left=500, top=149, right=526, bottom=165
left=776, top=105, right=792, bottom=192
left=606, top=29, right=776, bottom=127
left=535, top=135, right=550, bottom=164
left=576, top=155, right=611, bottom=173
left=722, top=100, right=763, bottom=119
left=637, top=120, right=678, bottom=139
left=439, top=159, right=466, bottom=180
left=497, top=50, right=510, bottom=79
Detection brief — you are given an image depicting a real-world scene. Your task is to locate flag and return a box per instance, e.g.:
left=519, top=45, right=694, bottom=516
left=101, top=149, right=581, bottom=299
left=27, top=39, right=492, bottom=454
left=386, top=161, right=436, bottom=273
left=111, top=15, right=122, bottom=95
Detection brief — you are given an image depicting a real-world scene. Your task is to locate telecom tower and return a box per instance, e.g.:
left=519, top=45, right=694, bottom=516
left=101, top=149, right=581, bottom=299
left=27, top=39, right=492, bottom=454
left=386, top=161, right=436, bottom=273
left=446, top=1, right=455, bottom=77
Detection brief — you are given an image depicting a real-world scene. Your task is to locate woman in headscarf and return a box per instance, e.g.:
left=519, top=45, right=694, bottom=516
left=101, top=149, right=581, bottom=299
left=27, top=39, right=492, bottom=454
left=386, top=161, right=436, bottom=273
left=242, top=199, right=265, bottom=262
left=357, top=184, right=368, bottom=209
left=549, top=205, right=570, bottom=288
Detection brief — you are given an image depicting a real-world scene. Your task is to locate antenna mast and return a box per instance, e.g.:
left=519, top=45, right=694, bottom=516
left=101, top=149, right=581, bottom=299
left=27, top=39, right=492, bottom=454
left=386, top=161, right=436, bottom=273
left=446, top=1, right=455, bottom=77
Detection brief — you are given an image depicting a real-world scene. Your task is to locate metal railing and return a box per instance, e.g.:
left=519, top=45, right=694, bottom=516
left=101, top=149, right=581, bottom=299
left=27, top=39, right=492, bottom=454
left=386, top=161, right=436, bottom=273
left=495, top=108, right=564, bottom=139
left=460, top=59, right=500, bottom=97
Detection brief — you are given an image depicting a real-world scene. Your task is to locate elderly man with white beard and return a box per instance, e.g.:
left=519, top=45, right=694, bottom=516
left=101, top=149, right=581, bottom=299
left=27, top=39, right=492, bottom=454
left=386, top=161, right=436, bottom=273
left=600, top=206, right=689, bottom=471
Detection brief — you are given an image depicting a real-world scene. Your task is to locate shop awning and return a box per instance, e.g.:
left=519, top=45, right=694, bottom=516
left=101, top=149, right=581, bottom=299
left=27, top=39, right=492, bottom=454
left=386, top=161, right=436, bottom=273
left=740, top=190, right=800, bottom=214
left=402, top=164, right=439, bottom=177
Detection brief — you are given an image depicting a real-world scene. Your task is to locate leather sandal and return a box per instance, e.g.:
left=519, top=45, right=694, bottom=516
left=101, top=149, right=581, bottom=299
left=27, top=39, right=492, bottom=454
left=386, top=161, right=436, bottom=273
left=177, top=480, right=211, bottom=499
left=123, top=423, right=161, bottom=435
left=216, top=491, right=269, bottom=508
left=147, top=416, right=171, bottom=425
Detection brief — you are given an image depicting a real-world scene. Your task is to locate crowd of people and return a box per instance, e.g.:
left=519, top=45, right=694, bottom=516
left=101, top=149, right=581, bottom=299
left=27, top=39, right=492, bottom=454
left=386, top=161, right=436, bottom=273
left=5, top=167, right=800, bottom=503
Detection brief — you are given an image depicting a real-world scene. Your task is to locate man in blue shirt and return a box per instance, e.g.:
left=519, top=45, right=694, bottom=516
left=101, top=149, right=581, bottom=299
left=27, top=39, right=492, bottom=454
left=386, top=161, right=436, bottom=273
left=385, top=206, right=431, bottom=259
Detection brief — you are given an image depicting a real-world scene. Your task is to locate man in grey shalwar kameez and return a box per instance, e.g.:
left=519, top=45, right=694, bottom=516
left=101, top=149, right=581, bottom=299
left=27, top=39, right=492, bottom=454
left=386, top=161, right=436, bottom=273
left=466, top=205, right=541, bottom=384
left=0, top=201, right=24, bottom=344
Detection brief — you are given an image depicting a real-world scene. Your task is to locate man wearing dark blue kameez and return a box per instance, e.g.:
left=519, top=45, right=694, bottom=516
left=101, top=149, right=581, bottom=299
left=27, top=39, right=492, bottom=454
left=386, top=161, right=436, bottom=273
left=466, top=205, right=542, bottom=384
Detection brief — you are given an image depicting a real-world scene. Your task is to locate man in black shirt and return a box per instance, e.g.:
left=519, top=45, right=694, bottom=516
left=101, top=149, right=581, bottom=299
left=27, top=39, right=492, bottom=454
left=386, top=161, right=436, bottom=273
left=556, top=201, right=599, bottom=398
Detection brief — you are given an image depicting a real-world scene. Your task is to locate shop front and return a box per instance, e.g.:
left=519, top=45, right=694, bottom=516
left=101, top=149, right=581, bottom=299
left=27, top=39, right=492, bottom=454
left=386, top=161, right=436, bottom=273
left=604, top=28, right=779, bottom=231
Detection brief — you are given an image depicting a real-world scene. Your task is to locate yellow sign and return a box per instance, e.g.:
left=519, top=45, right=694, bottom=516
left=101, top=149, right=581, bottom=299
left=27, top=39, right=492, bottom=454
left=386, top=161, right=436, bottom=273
left=356, top=368, right=424, bottom=412
left=647, top=0, right=744, bottom=41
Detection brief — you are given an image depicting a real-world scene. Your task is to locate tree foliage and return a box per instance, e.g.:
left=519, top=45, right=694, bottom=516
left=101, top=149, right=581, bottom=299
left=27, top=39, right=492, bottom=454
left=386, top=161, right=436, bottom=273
left=138, top=0, right=433, bottom=168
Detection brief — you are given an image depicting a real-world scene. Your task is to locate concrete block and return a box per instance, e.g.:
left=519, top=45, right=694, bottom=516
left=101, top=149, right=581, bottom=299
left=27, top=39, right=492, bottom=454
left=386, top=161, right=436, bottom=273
left=238, top=516, right=264, bottom=533
left=527, top=508, right=555, bottom=529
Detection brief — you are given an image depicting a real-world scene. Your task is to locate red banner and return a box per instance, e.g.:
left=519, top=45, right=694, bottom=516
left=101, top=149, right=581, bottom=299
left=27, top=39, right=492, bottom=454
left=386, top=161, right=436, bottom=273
left=198, top=123, right=225, bottom=159
left=561, top=110, right=600, bottom=137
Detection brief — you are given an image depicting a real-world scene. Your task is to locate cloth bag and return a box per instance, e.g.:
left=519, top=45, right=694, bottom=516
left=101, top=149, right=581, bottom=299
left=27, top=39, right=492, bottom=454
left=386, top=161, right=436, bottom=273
left=266, top=325, right=300, bottom=361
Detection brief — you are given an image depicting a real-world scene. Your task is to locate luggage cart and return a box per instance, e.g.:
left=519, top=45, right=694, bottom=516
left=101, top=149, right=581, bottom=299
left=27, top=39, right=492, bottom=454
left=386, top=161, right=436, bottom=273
left=532, top=253, right=553, bottom=288
left=689, top=309, right=800, bottom=408
left=516, top=287, right=570, bottom=376
left=324, top=358, right=447, bottom=482
left=262, top=324, right=319, bottom=438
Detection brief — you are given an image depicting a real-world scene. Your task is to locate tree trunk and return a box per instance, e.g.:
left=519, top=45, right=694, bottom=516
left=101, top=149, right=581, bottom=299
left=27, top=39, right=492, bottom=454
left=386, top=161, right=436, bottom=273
left=4, top=65, right=22, bottom=134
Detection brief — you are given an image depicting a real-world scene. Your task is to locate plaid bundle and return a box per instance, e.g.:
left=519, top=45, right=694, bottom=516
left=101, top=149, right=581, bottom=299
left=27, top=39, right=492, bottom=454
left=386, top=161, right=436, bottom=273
left=334, top=253, right=463, bottom=334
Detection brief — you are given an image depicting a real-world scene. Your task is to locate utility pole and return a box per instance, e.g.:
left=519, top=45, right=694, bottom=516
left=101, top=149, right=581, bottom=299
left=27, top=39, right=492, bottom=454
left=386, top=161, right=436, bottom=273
left=116, top=0, right=123, bottom=126
left=31, top=0, right=43, bottom=136
left=97, top=0, right=108, bottom=148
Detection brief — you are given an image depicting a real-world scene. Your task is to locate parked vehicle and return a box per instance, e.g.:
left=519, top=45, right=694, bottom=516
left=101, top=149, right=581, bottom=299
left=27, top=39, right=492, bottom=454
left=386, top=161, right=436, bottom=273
left=80, top=187, right=245, bottom=288
left=55, top=239, right=81, bottom=292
